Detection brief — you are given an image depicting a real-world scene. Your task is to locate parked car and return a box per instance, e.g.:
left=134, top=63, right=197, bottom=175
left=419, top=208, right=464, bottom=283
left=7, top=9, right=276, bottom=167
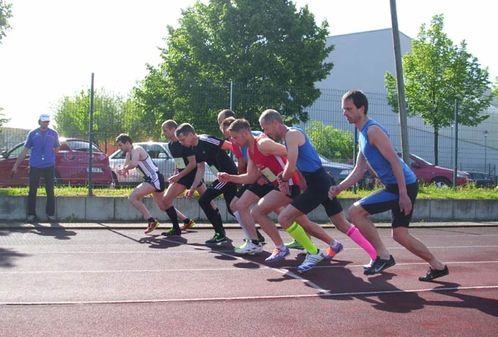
left=108, top=142, right=216, bottom=187
left=0, top=138, right=114, bottom=187
left=319, top=154, right=374, bottom=188
left=405, top=153, right=469, bottom=187
left=466, top=171, right=497, bottom=188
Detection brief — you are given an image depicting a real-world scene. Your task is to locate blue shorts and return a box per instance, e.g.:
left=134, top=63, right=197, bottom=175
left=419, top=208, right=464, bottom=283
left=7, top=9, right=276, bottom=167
left=357, top=182, right=418, bottom=227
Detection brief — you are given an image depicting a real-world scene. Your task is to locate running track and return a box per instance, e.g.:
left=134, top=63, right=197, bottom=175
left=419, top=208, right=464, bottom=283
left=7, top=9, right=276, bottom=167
left=0, top=225, right=497, bottom=337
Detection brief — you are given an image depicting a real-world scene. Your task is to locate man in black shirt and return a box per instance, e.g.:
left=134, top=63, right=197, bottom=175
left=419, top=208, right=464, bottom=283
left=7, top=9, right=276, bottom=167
left=176, top=123, right=238, bottom=246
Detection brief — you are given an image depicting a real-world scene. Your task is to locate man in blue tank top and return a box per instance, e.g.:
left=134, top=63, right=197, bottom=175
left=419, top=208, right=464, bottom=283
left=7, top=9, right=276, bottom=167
left=329, top=90, right=449, bottom=282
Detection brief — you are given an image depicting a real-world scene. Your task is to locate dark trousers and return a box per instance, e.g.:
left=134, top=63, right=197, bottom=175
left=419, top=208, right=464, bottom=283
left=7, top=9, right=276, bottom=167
left=198, top=180, right=237, bottom=236
left=28, top=166, right=56, bottom=216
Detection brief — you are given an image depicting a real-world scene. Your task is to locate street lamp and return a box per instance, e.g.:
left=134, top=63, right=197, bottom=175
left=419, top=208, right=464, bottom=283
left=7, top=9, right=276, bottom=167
left=484, top=130, right=488, bottom=172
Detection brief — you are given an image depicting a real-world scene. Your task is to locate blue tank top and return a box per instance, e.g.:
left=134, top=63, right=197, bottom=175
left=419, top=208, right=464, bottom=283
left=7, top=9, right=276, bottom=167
left=359, top=119, right=416, bottom=185
left=285, top=127, right=322, bottom=174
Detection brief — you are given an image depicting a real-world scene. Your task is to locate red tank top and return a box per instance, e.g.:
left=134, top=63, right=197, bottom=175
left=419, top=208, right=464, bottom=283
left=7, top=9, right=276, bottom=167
left=248, top=135, right=299, bottom=186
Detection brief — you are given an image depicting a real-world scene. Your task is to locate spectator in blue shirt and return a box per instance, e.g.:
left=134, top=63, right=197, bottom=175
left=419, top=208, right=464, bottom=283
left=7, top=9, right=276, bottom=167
left=11, top=114, right=60, bottom=222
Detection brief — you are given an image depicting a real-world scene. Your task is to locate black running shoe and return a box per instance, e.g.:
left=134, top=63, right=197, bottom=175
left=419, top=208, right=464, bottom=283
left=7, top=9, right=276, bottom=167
left=162, top=228, right=181, bottom=237
left=256, top=229, right=265, bottom=244
left=205, top=233, right=229, bottom=246
left=364, top=255, right=396, bottom=275
left=418, top=265, right=449, bottom=282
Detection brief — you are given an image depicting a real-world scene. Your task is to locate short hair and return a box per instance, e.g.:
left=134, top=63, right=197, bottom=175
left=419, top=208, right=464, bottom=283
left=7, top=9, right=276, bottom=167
left=342, top=90, right=369, bottom=114
left=221, top=116, right=236, bottom=130
left=259, top=109, right=282, bottom=124
left=228, top=118, right=251, bottom=133
left=175, top=123, right=196, bottom=138
left=162, top=119, right=177, bottom=129
left=217, top=109, right=236, bottom=125
left=116, top=133, right=132, bottom=144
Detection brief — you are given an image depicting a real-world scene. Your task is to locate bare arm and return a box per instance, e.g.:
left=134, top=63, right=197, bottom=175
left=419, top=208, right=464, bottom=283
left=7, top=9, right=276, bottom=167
left=11, top=147, right=30, bottom=176
left=257, top=138, right=287, bottom=157
left=280, top=129, right=303, bottom=182
left=329, top=152, right=368, bottom=198
left=170, top=154, right=197, bottom=183
left=218, top=157, right=260, bottom=185
left=187, top=162, right=205, bottom=197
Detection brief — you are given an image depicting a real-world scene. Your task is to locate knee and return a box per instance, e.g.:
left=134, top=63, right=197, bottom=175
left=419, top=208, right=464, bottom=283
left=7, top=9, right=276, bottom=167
left=198, top=195, right=211, bottom=209
left=348, top=204, right=364, bottom=223
left=392, top=229, right=408, bottom=244
left=277, top=212, right=291, bottom=227
left=230, top=199, right=239, bottom=213
left=250, top=206, right=262, bottom=221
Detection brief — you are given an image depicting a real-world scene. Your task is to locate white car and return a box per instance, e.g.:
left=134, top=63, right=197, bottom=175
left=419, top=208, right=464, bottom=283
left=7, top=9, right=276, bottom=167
left=108, top=141, right=216, bottom=187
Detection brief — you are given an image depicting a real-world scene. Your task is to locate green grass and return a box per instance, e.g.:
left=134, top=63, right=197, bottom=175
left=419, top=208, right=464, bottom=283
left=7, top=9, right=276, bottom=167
left=1, top=184, right=497, bottom=199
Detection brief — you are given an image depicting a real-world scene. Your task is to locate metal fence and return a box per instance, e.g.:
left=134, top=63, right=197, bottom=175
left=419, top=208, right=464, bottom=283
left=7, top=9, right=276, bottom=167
left=1, top=86, right=497, bottom=189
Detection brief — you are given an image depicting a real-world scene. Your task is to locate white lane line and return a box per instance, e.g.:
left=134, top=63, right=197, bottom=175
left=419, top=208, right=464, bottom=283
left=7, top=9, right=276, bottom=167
left=2, top=260, right=498, bottom=274
left=1, top=285, right=497, bottom=306
left=1, top=244, right=498, bottom=255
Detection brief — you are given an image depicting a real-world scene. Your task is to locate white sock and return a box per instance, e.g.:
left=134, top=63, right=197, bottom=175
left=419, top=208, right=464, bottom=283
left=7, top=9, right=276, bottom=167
left=234, top=211, right=251, bottom=241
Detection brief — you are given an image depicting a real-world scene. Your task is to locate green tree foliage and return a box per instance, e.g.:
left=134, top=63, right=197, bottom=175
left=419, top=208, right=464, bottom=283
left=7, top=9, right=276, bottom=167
left=385, top=14, right=492, bottom=165
left=134, top=0, right=333, bottom=134
left=306, top=120, right=353, bottom=161
left=0, top=0, right=12, bottom=44
left=0, top=107, right=9, bottom=127
left=493, top=77, right=498, bottom=99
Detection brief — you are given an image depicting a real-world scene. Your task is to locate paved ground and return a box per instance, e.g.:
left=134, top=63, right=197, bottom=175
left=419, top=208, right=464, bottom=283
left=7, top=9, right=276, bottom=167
left=0, top=222, right=497, bottom=337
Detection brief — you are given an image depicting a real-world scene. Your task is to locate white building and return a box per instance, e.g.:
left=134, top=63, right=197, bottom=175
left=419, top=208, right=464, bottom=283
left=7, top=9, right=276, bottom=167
left=306, top=28, right=498, bottom=173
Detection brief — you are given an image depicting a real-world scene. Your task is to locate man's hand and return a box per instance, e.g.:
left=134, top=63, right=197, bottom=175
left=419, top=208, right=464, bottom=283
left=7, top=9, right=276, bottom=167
left=168, top=174, right=180, bottom=184
left=116, top=166, right=128, bottom=176
left=328, top=185, right=343, bottom=199
left=278, top=180, right=290, bottom=197
left=10, top=167, right=17, bottom=179
left=217, top=172, right=230, bottom=183
left=186, top=187, right=195, bottom=198
left=399, top=192, right=412, bottom=215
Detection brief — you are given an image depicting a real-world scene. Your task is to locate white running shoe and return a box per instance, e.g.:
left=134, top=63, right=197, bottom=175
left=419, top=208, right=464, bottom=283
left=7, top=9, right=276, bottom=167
left=297, top=249, right=325, bottom=273
left=234, top=241, right=263, bottom=255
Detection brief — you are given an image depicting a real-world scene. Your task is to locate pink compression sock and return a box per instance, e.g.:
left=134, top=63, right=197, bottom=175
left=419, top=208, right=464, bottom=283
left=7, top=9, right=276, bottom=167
left=347, top=225, right=377, bottom=260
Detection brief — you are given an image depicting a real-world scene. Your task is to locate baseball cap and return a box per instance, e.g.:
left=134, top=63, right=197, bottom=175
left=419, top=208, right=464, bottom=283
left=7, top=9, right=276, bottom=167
left=39, top=114, right=50, bottom=122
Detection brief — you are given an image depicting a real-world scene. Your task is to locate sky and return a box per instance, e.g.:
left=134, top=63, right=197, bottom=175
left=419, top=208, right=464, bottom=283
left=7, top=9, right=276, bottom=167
left=1, top=0, right=496, bottom=129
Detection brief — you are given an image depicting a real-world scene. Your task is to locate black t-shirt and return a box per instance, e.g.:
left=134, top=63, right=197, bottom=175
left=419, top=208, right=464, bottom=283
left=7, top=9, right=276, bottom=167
left=193, top=135, right=237, bottom=175
left=168, top=140, right=195, bottom=172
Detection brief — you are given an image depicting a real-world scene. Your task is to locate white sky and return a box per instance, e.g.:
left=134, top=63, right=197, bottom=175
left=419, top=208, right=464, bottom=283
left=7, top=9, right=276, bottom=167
left=1, top=0, right=496, bottom=129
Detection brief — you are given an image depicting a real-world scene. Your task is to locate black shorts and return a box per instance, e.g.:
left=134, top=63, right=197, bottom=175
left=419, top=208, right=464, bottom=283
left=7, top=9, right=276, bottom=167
left=145, top=172, right=166, bottom=193
left=246, top=183, right=275, bottom=198
left=291, top=167, right=343, bottom=217
left=357, top=182, right=418, bottom=227
left=235, top=184, right=248, bottom=198
left=177, top=169, right=204, bottom=189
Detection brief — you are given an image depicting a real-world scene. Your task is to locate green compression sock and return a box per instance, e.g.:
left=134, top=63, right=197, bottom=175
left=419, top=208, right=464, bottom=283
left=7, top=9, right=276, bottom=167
left=286, top=222, right=318, bottom=255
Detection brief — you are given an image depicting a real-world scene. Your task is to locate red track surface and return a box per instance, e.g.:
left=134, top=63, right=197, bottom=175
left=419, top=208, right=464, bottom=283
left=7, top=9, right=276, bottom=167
left=0, top=225, right=497, bottom=337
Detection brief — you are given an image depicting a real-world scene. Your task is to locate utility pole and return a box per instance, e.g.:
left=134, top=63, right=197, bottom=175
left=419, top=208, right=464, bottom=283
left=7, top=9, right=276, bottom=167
left=389, top=0, right=410, bottom=164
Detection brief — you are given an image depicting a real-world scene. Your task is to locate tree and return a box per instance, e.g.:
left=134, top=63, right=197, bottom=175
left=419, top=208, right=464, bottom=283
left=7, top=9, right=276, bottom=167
left=306, top=120, right=353, bottom=161
left=493, top=77, right=498, bottom=99
left=0, top=107, right=9, bottom=127
left=0, top=0, right=12, bottom=44
left=385, top=14, right=492, bottom=165
left=135, top=0, right=333, bottom=134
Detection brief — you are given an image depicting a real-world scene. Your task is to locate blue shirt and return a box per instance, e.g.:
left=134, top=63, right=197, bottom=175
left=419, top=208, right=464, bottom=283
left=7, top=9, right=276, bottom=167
left=285, top=127, right=322, bottom=174
left=24, top=128, right=60, bottom=168
left=359, top=119, right=416, bottom=185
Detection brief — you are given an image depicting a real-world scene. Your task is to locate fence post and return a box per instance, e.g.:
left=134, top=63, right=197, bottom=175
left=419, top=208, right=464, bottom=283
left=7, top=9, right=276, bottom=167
left=88, top=73, right=95, bottom=196
left=452, top=100, right=459, bottom=189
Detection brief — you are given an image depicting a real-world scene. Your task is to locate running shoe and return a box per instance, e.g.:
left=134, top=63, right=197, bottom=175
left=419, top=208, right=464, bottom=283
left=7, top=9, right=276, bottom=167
left=162, top=228, right=181, bottom=236
left=324, top=242, right=344, bottom=260
left=144, top=218, right=160, bottom=234
left=181, top=219, right=196, bottom=231
left=234, top=241, right=263, bottom=255
left=364, top=255, right=396, bottom=275
left=362, top=259, right=374, bottom=270
left=285, top=239, right=304, bottom=250
left=265, top=247, right=290, bottom=263
left=297, top=249, right=326, bottom=273
left=205, top=233, right=229, bottom=246
left=418, top=265, right=449, bottom=282
left=256, top=229, right=266, bottom=244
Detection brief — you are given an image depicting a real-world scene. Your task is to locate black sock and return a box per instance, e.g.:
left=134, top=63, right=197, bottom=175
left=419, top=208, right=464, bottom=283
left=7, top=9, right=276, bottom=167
left=251, top=240, right=260, bottom=245
left=165, top=207, right=180, bottom=231
left=147, top=217, right=155, bottom=223
left=183, top=218, right=191, bottom=225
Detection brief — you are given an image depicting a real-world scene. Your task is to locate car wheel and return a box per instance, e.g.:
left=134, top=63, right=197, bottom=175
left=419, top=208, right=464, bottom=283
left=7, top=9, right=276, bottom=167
left=432, top=177, right=451, bottom=188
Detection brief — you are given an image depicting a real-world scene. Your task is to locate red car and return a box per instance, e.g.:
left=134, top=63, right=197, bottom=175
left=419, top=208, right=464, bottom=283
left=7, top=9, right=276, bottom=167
left=407, top=154, right=469, bottom=187
left=0, top=138, right=114, bottom=187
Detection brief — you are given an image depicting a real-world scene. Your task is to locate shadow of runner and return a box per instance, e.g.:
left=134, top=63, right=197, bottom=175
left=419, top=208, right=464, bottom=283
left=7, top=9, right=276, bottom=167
left=138, top=234, right=187, bottom=249
left=0, top=247, right=29, bottom=268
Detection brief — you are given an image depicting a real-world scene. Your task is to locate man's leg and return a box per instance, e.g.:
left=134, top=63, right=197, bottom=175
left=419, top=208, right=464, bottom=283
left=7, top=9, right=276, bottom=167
left=251, top=190, right=290, bottom=247
left=161, top=182, right=187, bottom=235
left=27, top=167, right=41, bottom=219
left=198, top=186, right=225, bottom=237
left=348, top=203, right=391, bottom=260
left=43, top=166, right=56, bottom=217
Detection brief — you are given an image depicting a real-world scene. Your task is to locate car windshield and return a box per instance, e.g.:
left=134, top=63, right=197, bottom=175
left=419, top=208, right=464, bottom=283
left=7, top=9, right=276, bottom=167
left=411, top=154, right=433, bottom=166
left=67, top=140, right=103, bottom=153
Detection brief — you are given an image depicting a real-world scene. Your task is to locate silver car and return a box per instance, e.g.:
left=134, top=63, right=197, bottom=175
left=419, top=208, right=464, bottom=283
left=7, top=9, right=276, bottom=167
left=108, top=141, right=216, bottom=187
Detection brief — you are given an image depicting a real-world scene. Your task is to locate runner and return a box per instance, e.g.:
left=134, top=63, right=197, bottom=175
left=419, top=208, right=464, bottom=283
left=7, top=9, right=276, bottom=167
left=115, top=133, right=166, bottom=234
left=329, top=90, right=449, bottom=281
left=175, top=123, right=238, bottom=246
